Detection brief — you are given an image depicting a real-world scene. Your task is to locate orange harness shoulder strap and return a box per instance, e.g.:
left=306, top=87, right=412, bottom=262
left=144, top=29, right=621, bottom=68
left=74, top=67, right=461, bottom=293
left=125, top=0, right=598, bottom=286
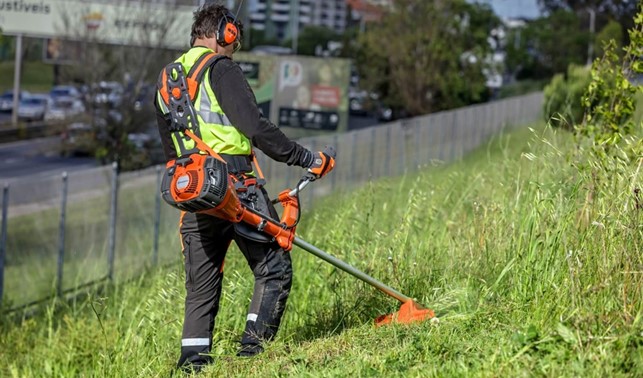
left=157, top=52, right=225, bottom=107
left=157, top=53, right=228, bottom=162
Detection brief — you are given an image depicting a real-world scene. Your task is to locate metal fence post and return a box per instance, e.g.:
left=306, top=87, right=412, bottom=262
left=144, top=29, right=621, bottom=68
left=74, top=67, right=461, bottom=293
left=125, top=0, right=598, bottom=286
left=350, top=132, right=357, bottom=183
left=0, top=184, right=8, bottom=305
left=399, top=122, right=406, bottom=174
left=417, top=118, right=424, bottom=168
left=450, top=112, right=457, bottom=161
left=309, top=139, right=317, bottom=207
left=331, top=134, right=338, bottom=191
left=57, top=172, right=68, bottom=297
left=153, top=165, right=161, bottom=266
left=107, top=162, right=119, bottom=281
left=385, top=126, right=391, bottom=176
left=436, top=114, right=445, bottom=161
left=370, top=127, right=376, bottom=179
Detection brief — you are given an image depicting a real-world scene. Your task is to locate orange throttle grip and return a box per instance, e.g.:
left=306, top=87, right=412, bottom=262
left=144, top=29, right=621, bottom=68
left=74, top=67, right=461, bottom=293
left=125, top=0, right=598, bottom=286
left=308, top=146, right=336, bottom=179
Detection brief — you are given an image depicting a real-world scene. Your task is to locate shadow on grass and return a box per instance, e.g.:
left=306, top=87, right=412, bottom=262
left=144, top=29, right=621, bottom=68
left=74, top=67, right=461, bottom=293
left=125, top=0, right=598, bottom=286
left=288, top=287, right=393, bottom=343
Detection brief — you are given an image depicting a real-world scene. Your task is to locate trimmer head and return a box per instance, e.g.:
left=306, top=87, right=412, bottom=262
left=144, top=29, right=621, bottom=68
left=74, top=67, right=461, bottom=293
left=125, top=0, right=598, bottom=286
left=374, top=300, right=435, bottom=326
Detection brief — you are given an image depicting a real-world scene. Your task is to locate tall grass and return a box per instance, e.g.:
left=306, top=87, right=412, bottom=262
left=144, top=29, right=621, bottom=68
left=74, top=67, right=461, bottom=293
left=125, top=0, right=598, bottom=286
left=1, top=124, right=641, bottom=377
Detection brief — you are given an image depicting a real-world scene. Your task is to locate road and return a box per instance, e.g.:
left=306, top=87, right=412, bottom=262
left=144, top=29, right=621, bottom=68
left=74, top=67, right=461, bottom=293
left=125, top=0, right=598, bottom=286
left=0, top=114, right=379, bottom=184
left=0, top=137, right=97, bottom=183
left=0, top=112, right=10, bottom=123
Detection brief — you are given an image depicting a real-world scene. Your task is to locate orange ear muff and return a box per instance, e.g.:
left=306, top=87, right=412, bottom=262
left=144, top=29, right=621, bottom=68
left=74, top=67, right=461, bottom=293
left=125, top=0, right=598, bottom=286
left=224, top=23, right=238, bottom=45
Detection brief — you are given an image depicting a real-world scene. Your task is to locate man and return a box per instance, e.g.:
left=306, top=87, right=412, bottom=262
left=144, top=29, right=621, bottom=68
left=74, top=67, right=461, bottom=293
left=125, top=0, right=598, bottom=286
left=154, top=3, right=335, bottom=372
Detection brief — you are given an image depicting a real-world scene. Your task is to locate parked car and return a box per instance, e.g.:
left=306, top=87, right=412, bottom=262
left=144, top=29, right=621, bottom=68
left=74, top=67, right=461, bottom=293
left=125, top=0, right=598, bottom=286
left=59, top=121, right=100, bottom=157
left=92, top=81, right=123, bottom=107
left=45, top=98, right=86, bottom=122
left=50, top=85, right=82, bottom=101
left=374, top=104, right=408, bottom=122
left=348, top=89, right=369, bottom=116
left=17, top=94, right=51, bottom=121
left=59, top=110, right=122, bottom=157
left=0, top=90, right=31, bottom=112
left=133, top=84, right=155, bottom=112
left=60, top=124, right=89, bottom=156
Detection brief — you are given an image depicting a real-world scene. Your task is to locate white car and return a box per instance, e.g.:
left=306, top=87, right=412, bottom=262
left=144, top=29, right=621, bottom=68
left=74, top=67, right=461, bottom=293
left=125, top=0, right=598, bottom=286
left=50, top=85, right=82, bottom=100
left=18, top=95, right=51, bottom=121
left=0, top=90, right=31, bottom=112
left=92, top=81, right=123, bottom=107
left=45, top=98, right=86, bottom=121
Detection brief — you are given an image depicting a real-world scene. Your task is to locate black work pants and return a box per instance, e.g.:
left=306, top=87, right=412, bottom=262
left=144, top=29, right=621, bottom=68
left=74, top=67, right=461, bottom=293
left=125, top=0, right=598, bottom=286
left=176, top=209, right=293, bottom=367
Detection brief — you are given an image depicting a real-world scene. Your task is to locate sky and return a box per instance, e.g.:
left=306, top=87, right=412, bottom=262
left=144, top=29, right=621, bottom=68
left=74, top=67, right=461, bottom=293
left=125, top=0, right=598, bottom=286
left=483, top=0, right=542, bottom=19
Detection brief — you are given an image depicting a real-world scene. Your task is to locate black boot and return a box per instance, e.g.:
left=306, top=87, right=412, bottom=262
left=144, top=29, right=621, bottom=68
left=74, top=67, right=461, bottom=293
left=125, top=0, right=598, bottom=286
left=237, top=342, right=264, bottom=357
left=177, top=350, right=213, bottom=374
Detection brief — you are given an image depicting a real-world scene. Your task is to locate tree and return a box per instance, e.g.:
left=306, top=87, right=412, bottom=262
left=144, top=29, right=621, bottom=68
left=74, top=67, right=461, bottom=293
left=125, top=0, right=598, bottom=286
left=526, top=10, right=589, bottom=76
left=595, top=19, right=623, bottom=57
left=537, top=0, right=637, bottom=45
left=503, top=9, right=590, bottom=81
left=286, top=25, right=341, bottom=56
left=245, top=28, right=281, bottom=50
left=54, top=0, right=188, bottom=170
left=537, top=0, right=636, bottom=16
left=354, top=0, right=500, bottom=116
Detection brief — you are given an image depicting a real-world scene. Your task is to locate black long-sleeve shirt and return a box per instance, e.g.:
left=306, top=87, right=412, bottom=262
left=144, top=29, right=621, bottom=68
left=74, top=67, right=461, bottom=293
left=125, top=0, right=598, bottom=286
left=155, top=54, right=312, bottom=168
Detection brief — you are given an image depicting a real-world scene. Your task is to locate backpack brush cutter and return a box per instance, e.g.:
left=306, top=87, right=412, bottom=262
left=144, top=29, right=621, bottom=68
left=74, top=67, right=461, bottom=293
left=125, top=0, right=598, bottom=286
left=158, top=59, right=434, bottom=326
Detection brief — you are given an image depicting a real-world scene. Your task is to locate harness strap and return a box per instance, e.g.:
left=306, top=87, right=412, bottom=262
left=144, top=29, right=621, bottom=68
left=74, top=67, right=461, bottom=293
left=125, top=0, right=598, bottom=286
left=187, top=53, right=225, bottom=93
left=157, top=51, right=253, bottom=171
left=156, top=51, right=226, bottom=108
left=159, top=61, right=226, bottom=162
left=220, top=153, right=253, bottom=173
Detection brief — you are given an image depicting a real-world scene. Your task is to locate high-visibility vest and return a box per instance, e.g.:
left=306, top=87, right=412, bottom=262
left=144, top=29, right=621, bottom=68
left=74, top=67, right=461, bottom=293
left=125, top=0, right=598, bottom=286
left=156, top=46, right=252, bottom=157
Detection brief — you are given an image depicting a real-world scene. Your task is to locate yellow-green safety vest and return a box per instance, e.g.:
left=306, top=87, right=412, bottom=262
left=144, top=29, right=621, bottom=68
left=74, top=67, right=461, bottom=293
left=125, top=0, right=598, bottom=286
left=157, top=46, right=252, bottom=157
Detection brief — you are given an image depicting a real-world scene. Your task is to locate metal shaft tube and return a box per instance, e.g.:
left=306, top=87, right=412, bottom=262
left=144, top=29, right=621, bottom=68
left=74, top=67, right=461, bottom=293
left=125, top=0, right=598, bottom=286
left=293, top=236, right=410, bottom=304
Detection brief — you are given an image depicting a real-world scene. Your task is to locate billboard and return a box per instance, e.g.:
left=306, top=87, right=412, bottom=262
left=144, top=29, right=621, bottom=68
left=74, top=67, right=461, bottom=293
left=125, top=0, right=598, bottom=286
left=273, top=57, right=349, bottom=132
left=1, top=1, right=350, bottom=135
left=234, top=53, right=350, bottom=135
left=0, top=0, right=193, bottom=49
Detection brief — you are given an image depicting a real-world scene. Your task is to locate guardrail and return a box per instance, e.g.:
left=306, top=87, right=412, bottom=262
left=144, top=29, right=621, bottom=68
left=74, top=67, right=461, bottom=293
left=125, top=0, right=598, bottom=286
left=0, top=122, right=48, bottom=143
left=0, top=92, right=544, bottom=312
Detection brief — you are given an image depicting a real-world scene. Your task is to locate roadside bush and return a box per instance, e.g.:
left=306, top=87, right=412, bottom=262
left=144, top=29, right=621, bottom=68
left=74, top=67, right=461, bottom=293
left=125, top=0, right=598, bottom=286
left=542, top=64, right=591, bottom=130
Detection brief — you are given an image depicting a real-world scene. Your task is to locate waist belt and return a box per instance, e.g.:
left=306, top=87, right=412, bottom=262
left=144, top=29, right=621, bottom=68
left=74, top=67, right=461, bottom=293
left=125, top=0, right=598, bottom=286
left=220, top=153, right=253, bottom=174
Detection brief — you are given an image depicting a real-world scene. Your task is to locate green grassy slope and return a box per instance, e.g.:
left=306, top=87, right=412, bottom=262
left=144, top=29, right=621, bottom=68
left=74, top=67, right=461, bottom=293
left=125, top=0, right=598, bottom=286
left=1, top=124, right=641, bottom=377
left=0, top=61, right=54, bottom=93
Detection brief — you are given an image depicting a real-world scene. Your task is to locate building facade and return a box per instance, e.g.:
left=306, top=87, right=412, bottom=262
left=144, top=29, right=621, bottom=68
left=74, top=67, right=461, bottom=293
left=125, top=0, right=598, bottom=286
left=247, top=0, right=347, bottom=42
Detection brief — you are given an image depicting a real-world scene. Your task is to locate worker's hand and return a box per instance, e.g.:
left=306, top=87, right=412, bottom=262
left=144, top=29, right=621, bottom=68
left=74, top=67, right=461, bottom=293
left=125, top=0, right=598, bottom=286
left=307, top=146, right=336, bottom=180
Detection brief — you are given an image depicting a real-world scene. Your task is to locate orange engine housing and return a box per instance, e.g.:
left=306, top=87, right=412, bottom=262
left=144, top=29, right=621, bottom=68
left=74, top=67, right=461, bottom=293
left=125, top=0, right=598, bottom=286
left=160, top=154, right=243, bottom=222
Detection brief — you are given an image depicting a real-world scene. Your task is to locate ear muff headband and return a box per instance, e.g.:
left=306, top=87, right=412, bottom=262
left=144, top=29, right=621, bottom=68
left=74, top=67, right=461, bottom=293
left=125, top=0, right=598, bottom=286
left=216, top=12, right=239, bottom=46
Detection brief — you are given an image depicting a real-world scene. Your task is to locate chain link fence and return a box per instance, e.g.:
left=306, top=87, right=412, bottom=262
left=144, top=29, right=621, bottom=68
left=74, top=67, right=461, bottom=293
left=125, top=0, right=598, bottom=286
left=0, top=92, right=543, bottom=311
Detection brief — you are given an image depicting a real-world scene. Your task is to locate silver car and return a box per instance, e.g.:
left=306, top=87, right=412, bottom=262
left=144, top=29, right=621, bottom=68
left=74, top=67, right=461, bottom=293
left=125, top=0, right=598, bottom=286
left=50, top=85, right=82, bottom=101
left=0, top=90, right=31, bottom=112
left=45, top=98, right=86, bottom=121
left=18, top=95, right=51, bottom=121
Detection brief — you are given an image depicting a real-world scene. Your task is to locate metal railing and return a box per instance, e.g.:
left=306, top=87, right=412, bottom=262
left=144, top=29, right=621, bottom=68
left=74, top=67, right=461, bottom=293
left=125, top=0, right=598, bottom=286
left=0, top=92, right=543, bottom=311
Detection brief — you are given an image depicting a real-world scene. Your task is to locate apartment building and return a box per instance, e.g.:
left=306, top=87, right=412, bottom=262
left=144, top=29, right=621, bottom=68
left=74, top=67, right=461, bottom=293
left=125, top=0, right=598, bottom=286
left=247, top=0, right=347, bottom=41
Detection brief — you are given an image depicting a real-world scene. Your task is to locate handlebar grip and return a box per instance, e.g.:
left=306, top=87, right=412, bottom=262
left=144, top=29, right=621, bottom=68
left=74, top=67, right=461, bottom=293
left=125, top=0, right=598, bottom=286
left=323, top=145, right=336, bottom=159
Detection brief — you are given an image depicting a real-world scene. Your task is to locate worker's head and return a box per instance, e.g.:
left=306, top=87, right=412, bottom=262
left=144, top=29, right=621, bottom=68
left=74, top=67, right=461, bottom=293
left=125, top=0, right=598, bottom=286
left=190, top=3, right=243, bottom=56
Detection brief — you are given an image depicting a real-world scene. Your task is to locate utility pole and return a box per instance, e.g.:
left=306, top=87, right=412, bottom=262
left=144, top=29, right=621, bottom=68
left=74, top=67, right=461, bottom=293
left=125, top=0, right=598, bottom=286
left=586, top=8, right=596, bottom=66
left=11, top=34, right=23, bottom=128
left=292, top=0, right=299, bottom=54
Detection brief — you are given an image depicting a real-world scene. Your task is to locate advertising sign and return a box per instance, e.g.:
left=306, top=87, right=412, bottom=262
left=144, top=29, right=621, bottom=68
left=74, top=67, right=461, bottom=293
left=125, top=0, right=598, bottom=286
left=271, top=56, right=350, bottom=133
left=43, top=37, right=82, bottom=64
left=0, top=0, right=193, bottom=49
left=233, top=53, right=350, bottom=135
left=1, top=1, right=350, bottom=135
